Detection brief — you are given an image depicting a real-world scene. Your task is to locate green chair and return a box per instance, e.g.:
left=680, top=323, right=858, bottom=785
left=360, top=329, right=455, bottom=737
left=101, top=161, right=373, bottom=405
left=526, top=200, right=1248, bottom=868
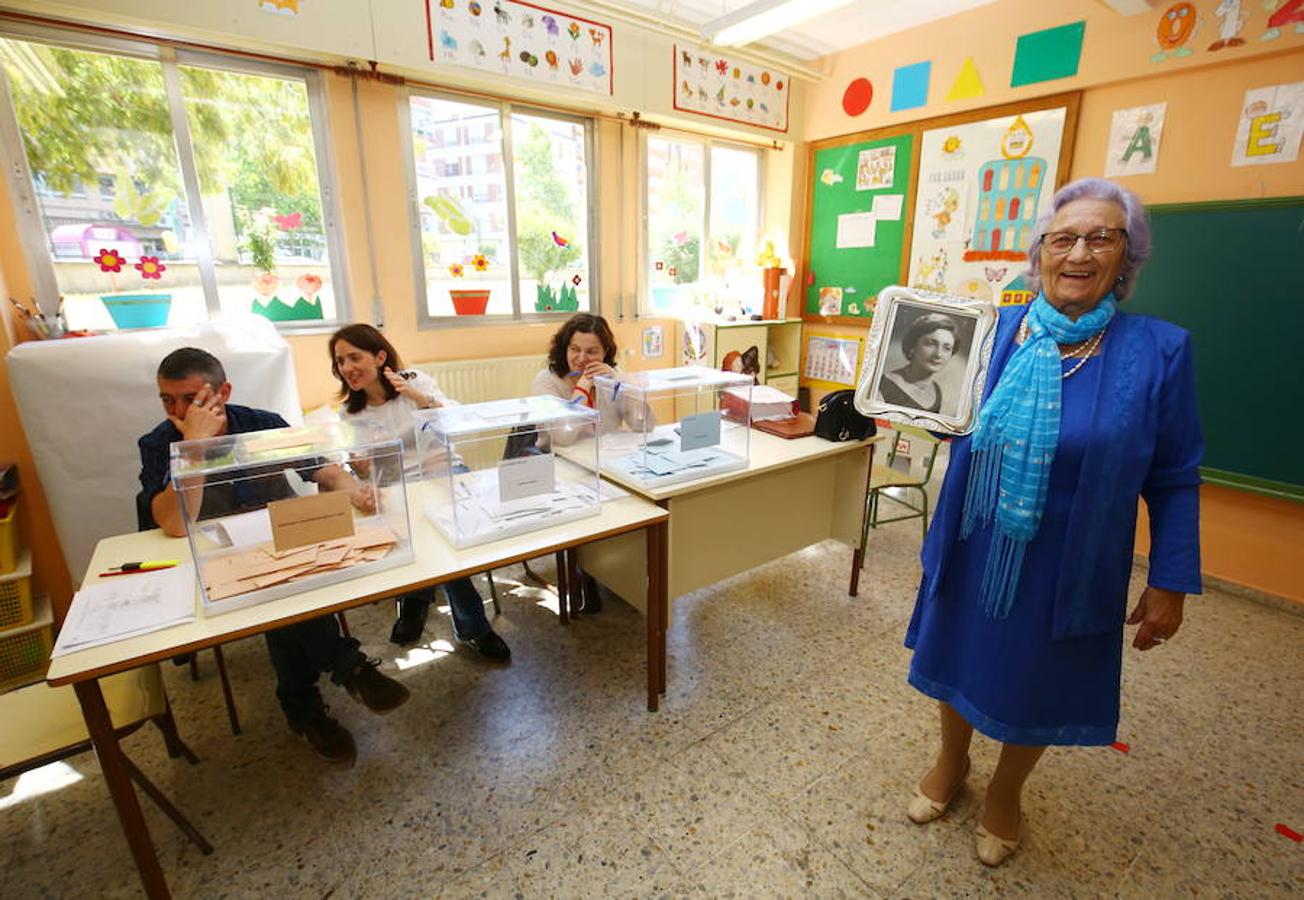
left=864, top=424, right=945, bottom=544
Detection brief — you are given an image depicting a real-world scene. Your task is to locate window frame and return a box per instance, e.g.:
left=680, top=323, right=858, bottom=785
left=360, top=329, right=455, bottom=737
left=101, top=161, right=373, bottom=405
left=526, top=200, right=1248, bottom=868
left=0, top=23, right=352, bottom=332
left=639, top=129, right=765, bottom=318
left=399, top=87, right=600, bottom=329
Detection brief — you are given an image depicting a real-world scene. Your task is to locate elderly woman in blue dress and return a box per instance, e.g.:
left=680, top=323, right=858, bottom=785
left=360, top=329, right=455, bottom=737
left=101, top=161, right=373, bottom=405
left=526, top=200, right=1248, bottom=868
left=903, top=177, right=1202, bottom=866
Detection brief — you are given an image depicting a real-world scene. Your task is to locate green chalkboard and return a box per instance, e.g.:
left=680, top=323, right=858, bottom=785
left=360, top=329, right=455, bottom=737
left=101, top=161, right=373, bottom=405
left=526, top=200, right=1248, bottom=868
left=1127, top=197, right=1304, bottom=501
left=805, top=133, right=914, bottom=319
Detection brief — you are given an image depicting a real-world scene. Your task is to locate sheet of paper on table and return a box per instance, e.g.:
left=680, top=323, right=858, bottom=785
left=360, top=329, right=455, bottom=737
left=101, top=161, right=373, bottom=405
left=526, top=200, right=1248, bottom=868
left=53, top=563, right=197, bottom=656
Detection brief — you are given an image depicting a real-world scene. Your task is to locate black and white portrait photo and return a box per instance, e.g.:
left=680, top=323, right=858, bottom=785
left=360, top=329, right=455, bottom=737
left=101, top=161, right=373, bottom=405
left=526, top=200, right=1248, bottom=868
left=855, top=287, right=997, bottom=434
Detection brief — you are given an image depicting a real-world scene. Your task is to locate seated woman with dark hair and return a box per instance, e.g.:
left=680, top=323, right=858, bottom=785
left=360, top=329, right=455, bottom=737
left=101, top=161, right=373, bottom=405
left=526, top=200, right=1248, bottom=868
left=531, top=313, right=653, bottom=447
left=877, top=313, right=959, bottom=414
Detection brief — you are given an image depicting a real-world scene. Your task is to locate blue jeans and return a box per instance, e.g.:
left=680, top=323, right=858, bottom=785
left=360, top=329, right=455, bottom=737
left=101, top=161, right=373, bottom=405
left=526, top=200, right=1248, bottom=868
left=407, top=576, right=492, bottom=641
left=264, top=615, right=364, bottom=728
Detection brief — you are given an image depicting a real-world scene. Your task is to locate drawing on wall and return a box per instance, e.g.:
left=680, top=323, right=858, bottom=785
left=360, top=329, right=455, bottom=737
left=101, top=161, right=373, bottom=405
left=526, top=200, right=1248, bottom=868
left=1231, top=81, right=1304, bottom=166
left=1105, top=102, right=1167, bottom=177
left=682, top=322, right=708, bottom=365
left=1152, top=2, right=1200, bottom=62
left=856, top=146, right=896, bottom=191
left=642, top=325, right=664, bottom=358
left=1262, top=0, right=1304, bottom=40
left=673, top=43, right=789, bottom=132
left=427, top=0, right=614, bottom=96
left=259, top=0, right=302, bottom=13
left=1208, top=0, right=1248, bottom=50
left=820, top=168, right=844, bottom=186
left=818, top=286, right=844, bottom=316
left=908, top=106, right=1069, bottom=299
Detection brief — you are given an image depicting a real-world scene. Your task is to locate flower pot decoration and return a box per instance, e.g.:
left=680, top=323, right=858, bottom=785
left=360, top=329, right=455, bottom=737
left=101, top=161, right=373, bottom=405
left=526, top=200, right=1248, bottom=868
left=96, top=246, right=173, bottom=329
left=448, top=253, right=493, bottom=315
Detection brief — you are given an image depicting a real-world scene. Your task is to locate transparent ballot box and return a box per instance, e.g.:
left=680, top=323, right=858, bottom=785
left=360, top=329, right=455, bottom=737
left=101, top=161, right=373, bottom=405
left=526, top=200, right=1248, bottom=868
left=414, top=396, right=602, bottom=549
left=171, top=422, right=414, bottom=616
left=595, top=366, right=752, bottom=488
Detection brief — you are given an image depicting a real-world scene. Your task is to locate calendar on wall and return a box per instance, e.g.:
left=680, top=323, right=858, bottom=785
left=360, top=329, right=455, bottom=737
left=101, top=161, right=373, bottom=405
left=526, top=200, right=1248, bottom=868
left=803, top=335, right=862, bottom=388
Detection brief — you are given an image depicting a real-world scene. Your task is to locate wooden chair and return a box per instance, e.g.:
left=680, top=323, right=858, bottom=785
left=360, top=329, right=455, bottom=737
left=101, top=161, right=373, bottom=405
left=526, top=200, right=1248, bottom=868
left=0, top=665, right=212, bottom=855
left=865, top=424, right=945, bottom=544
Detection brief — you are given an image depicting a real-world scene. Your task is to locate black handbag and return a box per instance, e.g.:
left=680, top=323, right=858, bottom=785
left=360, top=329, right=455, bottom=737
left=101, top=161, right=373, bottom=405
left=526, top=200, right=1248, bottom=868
left=814, top=389, right=877, bottom=442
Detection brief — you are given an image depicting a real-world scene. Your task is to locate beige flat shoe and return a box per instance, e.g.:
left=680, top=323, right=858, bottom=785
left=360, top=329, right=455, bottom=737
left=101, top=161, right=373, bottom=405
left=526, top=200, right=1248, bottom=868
left=974, top=819, right=1021, bottom=867
left=906, top=756, right=971, bottom=824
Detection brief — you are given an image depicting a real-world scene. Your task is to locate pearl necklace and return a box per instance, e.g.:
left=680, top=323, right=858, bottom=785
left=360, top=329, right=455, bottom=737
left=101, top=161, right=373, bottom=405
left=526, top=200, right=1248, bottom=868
left=1018, top=320, right=1107, bottom=380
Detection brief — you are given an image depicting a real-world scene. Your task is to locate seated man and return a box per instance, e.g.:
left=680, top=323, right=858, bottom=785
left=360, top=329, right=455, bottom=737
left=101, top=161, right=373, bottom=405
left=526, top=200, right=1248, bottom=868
left=139, top=347, right=408, bottom=765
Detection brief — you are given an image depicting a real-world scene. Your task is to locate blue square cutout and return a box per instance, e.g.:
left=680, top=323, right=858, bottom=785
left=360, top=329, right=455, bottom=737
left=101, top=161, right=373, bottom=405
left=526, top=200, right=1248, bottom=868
left=891, top=61, right=931, bottom=112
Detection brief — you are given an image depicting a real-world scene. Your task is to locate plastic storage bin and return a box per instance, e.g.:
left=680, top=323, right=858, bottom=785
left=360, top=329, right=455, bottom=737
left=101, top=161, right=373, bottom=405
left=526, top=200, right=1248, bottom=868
left=0, top=499, right=19, bottom=574
left=0, top=550, right=33, bottom=631
left=415, top=395, right=602, bottom=549
left=0, top=592, right=51, bottom=692
left=171, top=421, right=414, bottom=616
left=595, top=366, right=753, bottom=488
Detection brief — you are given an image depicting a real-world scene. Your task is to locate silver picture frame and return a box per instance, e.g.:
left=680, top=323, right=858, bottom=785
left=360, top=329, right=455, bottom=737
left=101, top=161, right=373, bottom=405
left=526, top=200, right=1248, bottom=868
left=854, top=286, right=998, bottom=435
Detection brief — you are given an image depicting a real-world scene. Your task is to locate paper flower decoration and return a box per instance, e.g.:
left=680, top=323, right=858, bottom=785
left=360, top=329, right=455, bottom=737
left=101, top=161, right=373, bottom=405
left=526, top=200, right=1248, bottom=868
left=94, top=248, right=125, bottom=273
left=469, top=254, right=490, bottom=272
left=571, top=274, right=582, bottom=286
left=134, top=256, right=166, bottom=279
left=273, top=212, right=302, bottom=231
left=254, top=272, right=279, bottom=298
left=295, top=273, right=322, bottom=298
left=448, top=262, right=465, bottom=278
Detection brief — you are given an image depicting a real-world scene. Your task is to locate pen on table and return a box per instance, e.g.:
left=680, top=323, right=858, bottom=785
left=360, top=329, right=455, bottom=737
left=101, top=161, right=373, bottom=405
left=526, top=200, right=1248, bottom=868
left=103, top=560, right=180, bottom=574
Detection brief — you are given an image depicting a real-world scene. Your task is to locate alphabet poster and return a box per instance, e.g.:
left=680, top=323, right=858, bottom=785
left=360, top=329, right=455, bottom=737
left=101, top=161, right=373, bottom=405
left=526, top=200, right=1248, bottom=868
left=1104, top=102, right=1166, bottom=177
left=1231, top=81, right=1304, bottom=167
left=672, top=44, right=790, bottom=133
left=426, top=0, right=614, bottom=96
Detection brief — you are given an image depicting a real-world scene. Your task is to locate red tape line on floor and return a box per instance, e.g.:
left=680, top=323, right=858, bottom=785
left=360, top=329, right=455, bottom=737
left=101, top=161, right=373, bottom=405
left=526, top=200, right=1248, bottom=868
left=1275, top=823, right=1302, bottom=842
left=1110, top=741, right=1130, bottom=753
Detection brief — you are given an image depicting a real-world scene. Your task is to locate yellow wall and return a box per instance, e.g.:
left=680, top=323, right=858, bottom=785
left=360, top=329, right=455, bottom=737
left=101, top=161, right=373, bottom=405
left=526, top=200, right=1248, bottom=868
left=794, top=2, right=1304, bottom=604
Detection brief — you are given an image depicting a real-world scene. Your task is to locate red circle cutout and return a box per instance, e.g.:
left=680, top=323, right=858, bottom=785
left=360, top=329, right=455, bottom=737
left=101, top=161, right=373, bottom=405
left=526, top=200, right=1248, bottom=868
left=842, top=78, right=873, bottom=117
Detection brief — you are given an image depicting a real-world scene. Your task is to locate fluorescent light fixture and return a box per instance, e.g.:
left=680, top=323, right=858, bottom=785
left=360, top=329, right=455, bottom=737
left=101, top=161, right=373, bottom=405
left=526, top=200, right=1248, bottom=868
left=703, top=0, right=860, bottom=47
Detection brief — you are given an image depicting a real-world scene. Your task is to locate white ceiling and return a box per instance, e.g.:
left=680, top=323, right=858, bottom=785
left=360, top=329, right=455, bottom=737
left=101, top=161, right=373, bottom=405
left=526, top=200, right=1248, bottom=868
left=605, top=0, right=998, bottom=61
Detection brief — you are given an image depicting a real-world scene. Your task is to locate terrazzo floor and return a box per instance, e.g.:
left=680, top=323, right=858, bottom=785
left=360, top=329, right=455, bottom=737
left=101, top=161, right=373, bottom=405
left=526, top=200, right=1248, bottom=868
left=3, top=522, right=1301, bottom=898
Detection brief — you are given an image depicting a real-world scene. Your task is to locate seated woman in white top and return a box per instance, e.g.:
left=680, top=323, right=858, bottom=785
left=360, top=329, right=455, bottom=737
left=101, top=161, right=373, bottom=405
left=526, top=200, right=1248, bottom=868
left=530, top=313, right=653, bottom=448
left=328, top=324, right=511, bottom=660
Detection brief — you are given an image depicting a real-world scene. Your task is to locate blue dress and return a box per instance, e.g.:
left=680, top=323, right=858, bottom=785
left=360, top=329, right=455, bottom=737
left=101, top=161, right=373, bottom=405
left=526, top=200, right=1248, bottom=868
left=904, top=308, right=1203, bottom=747
left=906, top=356, right=1123, bottom=745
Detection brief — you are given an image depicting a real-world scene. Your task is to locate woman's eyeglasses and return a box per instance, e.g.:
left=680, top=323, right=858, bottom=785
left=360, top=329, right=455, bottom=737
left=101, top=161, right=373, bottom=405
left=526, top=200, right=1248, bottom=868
left=1039, top=228, right=1127, bottom=256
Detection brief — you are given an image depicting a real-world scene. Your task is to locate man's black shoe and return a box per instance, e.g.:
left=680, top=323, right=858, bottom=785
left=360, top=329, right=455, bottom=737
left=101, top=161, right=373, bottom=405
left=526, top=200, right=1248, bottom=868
left=389, top=594, right=429, bottom=645
left=292, top=708, right=356, bottom=764
left=343, top=658, right=410, bottom=713
left=464, top=629, right=511, bottom=662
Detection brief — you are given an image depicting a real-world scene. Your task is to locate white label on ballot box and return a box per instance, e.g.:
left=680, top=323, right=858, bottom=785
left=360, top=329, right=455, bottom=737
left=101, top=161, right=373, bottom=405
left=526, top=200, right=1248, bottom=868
left=679, top=410, right=722, bottom=452
left=498, top=452, right=556, bottom=502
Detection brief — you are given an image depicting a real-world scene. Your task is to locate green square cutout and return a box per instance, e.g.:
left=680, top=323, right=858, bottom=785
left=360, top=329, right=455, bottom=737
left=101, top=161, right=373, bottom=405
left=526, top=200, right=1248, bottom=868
left=1011, top=21, right=1085, bottom=87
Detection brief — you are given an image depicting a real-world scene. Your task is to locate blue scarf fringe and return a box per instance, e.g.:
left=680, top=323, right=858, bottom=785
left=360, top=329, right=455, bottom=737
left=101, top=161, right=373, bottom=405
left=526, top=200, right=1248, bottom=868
left=960, top=293, right=1117, bottom=619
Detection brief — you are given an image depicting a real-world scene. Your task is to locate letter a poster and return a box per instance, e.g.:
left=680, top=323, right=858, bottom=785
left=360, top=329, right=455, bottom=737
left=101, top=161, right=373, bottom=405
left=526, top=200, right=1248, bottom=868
left=1231, top=82, right=1304, bottom=167
left=1104, top=102, right=1166, bottom=177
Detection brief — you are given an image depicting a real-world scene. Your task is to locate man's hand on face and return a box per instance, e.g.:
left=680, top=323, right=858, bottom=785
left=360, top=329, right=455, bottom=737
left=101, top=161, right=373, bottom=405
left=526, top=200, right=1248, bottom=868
left=170, top=384, right=227, bottom=441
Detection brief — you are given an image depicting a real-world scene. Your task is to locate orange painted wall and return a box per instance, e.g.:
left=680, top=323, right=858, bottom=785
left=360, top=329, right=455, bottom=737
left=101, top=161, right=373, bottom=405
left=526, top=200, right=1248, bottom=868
left=796, top=5, right=1304, bottom=604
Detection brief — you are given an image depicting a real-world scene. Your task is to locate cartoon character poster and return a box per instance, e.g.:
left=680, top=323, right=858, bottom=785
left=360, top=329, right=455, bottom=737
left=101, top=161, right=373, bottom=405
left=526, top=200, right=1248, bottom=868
left=856, top=146, right=896, bottom=191
left=672, top=43, right=789, bottom=132
left=1104, top=103, right=1167, bottom=177
left=1231, top=81, right=1304, bottom=167
left=907, top=107, right=1069, bottom=302
left=428, top=0, right=614, bottom=96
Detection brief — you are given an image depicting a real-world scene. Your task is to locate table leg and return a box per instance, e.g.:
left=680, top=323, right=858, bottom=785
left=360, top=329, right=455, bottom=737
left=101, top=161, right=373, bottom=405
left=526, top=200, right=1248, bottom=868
left=566, top=548, right=582, bottom=613
left=555, top=550, right=569, bottom=624
left=849, top=442, right=876, bottom=597
left=73, top=679, right=171, bottom=899
left=645, top=519, right=668, bottom=709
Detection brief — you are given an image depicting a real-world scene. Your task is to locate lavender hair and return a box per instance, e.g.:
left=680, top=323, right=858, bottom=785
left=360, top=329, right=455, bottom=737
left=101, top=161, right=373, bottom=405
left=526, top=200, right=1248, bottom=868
left=1027, top=177, right=1152, bottom=301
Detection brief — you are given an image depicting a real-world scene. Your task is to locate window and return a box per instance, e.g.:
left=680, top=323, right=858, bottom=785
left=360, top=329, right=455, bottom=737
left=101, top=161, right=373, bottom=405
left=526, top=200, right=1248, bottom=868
left=0, top=28, right=347, bottom=331
left=645, top=136, right=762, bottom=316
left=403, top=92, right=594, bottom=322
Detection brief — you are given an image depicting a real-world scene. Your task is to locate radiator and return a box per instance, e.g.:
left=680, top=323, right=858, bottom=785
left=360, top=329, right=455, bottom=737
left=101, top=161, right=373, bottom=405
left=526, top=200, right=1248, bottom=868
left=411, top=353, right=549, bottom=404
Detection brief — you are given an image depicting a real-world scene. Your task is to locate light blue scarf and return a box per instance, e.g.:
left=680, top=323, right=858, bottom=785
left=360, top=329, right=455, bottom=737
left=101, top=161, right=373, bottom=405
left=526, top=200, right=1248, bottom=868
left=960, top=292, right=1117, bottom=619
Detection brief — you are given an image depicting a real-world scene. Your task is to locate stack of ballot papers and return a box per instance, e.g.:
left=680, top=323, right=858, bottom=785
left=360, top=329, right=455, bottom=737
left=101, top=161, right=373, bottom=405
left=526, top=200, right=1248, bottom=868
left=52, top=563, right=197, bottom=657
left=202, top=526, right=399, bottom=601
left=723, top=385, right=798, bottom=422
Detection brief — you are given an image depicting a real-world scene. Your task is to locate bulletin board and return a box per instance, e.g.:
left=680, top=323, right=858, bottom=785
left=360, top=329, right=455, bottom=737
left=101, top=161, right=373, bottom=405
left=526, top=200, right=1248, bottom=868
left=803, top=133, right=915, bottom=321
left=800, top=92, right=1080, bottom=328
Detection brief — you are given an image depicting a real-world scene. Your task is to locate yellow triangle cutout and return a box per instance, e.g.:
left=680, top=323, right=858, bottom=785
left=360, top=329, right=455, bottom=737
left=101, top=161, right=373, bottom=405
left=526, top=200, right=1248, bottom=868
left=946, top=57, right=985, bottom=101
